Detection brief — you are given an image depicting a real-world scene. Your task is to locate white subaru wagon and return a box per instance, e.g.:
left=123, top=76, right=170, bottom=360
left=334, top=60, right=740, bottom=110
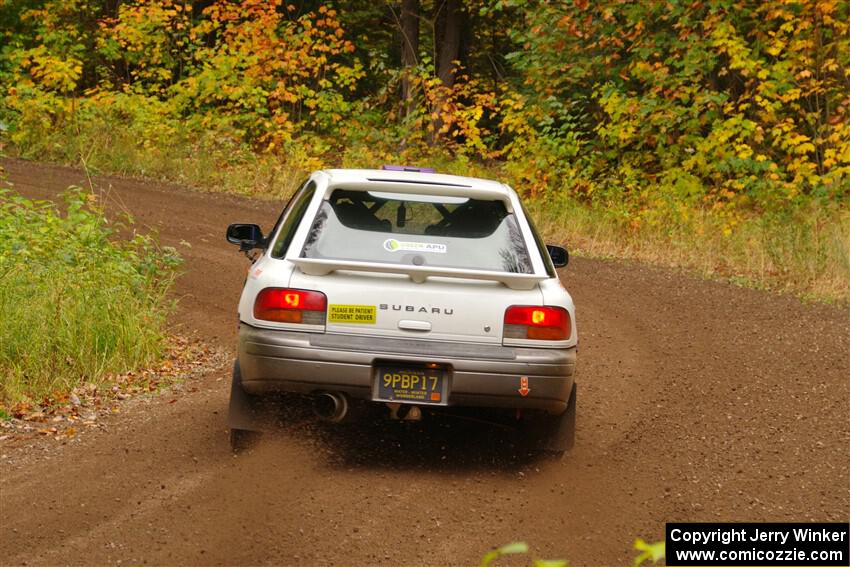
left=226, top=166, right=577, bottom=455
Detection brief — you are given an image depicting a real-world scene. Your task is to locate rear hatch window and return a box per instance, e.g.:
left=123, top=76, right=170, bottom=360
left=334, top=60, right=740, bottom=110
left=300, top=189, right=533, bottom=273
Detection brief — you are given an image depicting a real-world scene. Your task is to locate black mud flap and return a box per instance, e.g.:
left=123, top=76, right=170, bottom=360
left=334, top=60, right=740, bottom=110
left=227, top=360, right=268, bottom=432
left=520, top=382, right=576, bottom=457
left=542, top=382, right=576, bottom=455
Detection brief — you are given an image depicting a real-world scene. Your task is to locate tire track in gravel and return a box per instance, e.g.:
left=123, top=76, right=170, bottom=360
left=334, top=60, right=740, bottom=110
left=1, top=158, right=847, bottom=567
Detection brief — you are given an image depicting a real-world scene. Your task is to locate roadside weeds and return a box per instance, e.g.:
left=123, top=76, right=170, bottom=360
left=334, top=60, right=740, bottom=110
left=0, top=335, right=228, bottom=445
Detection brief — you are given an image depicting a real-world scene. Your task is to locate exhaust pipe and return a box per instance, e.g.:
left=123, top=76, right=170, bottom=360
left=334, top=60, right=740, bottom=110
left=313, top=392, right=349, bottom=423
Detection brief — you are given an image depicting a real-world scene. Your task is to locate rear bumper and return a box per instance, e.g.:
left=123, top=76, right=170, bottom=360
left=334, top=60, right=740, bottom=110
left=238, top=324, right=576, bottom=412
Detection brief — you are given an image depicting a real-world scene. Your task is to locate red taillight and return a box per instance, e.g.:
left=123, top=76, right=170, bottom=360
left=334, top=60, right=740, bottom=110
left=254, top=288, right=327, bottom=324
left=503, top=305, right=570, bottom=341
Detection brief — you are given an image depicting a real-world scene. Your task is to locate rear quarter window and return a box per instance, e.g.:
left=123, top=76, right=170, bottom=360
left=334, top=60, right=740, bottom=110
left=271, top=181, right=317, bottom=258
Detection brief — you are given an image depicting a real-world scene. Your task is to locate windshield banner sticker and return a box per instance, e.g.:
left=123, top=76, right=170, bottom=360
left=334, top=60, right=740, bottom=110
left=383, top=239, right=447, bottom=254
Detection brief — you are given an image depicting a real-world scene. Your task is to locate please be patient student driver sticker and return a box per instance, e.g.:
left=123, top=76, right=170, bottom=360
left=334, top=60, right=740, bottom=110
left=328, top=304, right=377, bottom=324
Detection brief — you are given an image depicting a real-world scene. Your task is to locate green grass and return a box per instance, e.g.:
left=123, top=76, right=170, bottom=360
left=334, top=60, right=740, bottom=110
left=0, top=186, right=181, bottom=407
left=527, top=196, right=850, bottom=303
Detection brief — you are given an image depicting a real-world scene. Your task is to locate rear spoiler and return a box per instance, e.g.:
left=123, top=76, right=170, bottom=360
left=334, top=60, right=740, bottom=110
left=291, top=258, right=547, bottom=290
left=322, top=180, right=514, bottom=211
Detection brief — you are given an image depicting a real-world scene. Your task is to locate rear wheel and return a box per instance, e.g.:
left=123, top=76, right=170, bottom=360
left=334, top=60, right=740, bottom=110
left=229, top=427, right=260, bottom=453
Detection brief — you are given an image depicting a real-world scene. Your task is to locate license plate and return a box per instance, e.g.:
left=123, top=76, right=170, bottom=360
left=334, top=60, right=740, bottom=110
left=374, top=366, right=447, bottom=405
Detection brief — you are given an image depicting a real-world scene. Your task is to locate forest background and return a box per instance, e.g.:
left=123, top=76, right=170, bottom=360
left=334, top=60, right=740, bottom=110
left=1, top=0, right=848, bottom=302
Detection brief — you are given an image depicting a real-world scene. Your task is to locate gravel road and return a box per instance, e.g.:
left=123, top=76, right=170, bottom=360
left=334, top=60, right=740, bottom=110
left=1, top=158, right=848, bottom=567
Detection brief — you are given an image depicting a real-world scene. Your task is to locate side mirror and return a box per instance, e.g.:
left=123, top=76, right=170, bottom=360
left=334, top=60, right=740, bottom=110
left=546, top=244, right=569, bottom=268
left=226, top=223, right=265, bottom=251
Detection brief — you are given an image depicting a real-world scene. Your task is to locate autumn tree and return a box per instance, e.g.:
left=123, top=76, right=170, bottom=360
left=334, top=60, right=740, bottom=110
left=400, top=0, right=420, bottom=115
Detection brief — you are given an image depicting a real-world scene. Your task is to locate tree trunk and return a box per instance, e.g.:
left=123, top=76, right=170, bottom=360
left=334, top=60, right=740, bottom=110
left=436, top=0, right=463, bottom=88
left=431, top=0, right=465, bottom=143
left=400, top=0, right=420, bottom=116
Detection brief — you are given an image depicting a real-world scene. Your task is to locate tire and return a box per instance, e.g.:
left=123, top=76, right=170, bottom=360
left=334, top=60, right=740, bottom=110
left=529, top=383, right=576, bottom=457
left=229, top=427, right=259, bottom=453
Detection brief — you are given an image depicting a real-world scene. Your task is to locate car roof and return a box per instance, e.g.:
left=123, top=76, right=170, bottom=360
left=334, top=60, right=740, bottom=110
left=320, top=168, right=514, bottom=199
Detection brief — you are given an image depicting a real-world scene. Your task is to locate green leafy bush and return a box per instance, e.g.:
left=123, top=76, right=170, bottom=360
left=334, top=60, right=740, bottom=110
left=480, top=538, right=666, bottom=567
left=0, top=186, right=181, bottom=406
